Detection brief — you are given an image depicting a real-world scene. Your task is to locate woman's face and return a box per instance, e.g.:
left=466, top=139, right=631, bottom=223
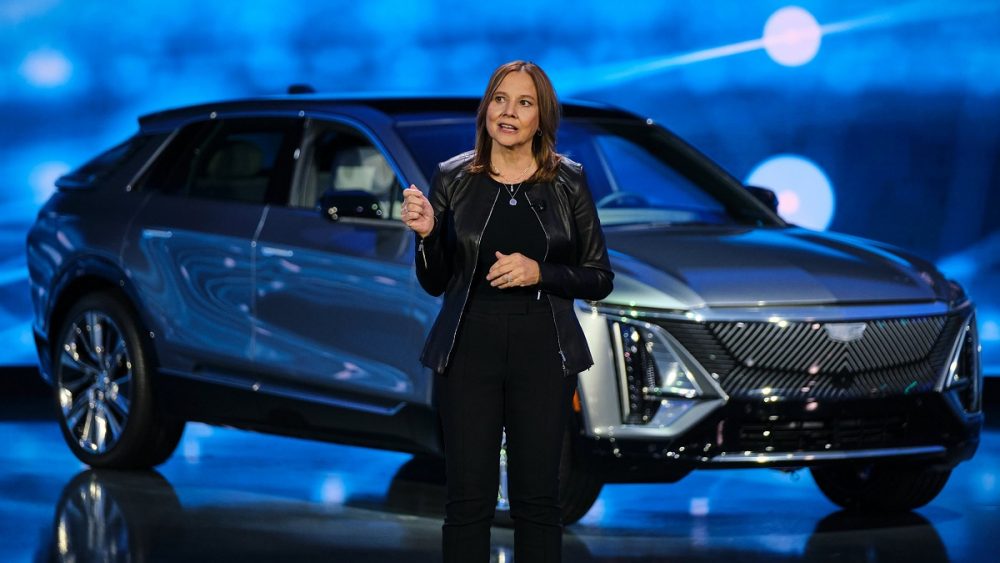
left=486, top=70, right=539, bottom=152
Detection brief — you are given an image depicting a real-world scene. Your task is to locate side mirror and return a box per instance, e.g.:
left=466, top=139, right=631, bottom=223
left=745, top=185, right=779, bottom=214
left=319, top=189, right=384, bottom=221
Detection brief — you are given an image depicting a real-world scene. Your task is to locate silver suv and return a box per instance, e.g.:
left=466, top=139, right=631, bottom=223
left=27, top=94, right=983, bottom=523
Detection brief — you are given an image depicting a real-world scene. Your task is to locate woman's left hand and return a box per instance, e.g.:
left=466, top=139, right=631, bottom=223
left=487, top=251, right=541, bottom=288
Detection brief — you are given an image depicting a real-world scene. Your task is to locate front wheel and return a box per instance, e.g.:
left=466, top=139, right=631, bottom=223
left=495, top=427, right=604, bottom=526
left=810, top=463, right=952, bottom=512
left=53, top=292, right=184, bottom=468
left=558, top=428, right=603, bottom=524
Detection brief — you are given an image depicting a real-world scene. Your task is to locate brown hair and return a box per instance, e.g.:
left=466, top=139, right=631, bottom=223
left=467, top=60, right=562, bottom=182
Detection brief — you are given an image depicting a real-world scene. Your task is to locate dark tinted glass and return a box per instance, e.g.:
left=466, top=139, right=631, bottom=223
left=57, top=134, right=161, bottom=190
left=140, top=118, right=301, bottom=205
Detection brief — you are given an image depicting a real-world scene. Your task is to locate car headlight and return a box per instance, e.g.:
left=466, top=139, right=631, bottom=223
left=610, top=319, right=706, bottom=424
left=943, top=316, right=981, bottom=414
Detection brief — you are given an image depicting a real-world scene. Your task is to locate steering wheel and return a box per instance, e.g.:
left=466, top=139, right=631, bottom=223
left=596, top=191, right=650, bottom=208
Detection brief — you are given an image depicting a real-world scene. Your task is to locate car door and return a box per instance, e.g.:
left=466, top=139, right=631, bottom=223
left=252, top=118, right=425, bottom=409
left=124, top=117, right=301, bottom=382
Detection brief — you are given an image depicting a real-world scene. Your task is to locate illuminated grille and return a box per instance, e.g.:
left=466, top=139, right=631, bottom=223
left=657, top=315, right=963, bottom=400
left=709, top=317, right=945, bottom=373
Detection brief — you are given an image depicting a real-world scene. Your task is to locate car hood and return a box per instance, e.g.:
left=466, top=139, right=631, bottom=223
left=603, top=225, right=948, bottom=309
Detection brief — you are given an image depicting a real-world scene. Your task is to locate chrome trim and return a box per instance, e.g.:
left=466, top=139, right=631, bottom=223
left=161, top=368, right=405, bottom=416
left=125, top=129, right=179, bottom=191
left=255, top=382, right=406, bottom=416
left=590, top=301, right=953, bottom=323
left=937, top=314, right=974, bottom=392
left=708, top=445, right=947, bottom=464
left=610, top=320, right=631, bottom=418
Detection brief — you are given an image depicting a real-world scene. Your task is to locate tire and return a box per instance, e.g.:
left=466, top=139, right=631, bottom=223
left=558, top=427, right=603, bottom=525
left=493, top=426, right=603, bottom=527
left=810, top=463, right=952, bottom=512
left=52, top=291, right=184, bottom=468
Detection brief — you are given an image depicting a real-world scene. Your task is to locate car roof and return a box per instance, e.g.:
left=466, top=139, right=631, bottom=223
left=138, top=94, right=641, bottom=131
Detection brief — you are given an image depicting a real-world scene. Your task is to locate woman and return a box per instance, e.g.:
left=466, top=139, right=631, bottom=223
left=402, top=60, right=613, bottom=563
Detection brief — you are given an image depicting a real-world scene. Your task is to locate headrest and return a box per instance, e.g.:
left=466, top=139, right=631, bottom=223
left=206, top=140, right=263, bottom=178
left=332, top=146, right=395, bottom=193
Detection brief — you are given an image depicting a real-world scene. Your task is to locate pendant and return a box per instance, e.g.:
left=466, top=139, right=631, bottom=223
left=509, top=198, right=517, bottom=206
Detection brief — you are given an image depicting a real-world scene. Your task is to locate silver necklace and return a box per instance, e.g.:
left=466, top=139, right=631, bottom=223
left=494, top=161, right=534, bottom=206
left=503, top=181, right=523, bottom=206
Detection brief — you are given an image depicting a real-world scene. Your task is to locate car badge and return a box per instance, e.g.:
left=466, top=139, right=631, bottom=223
left=823, top=322, right=867, bottom=342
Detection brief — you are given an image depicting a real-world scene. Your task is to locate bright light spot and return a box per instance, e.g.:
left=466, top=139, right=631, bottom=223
left=19, top=48, right=73, bottom=87
left=982, top=320, right=999, bottom=342
left=777, top=190, right=800, bottom=214
left=689, top=497, right=710, bottom=516
left=29, top=161, right=69, bottom=204
left=319, top=474, right=346, bottom=504
left=746, top=155, right=835, bottom=230
left=763, top=6, right=822, bottom=67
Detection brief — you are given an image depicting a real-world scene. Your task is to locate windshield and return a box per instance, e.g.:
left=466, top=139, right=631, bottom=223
left=395, top=117, right=779, bottom=227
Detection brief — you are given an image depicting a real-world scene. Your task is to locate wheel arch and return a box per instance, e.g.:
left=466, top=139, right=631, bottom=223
left=45, top=257, right=160, bottom=384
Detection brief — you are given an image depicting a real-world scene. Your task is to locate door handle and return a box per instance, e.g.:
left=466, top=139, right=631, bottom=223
left=260, top=246, right=294, bottom=258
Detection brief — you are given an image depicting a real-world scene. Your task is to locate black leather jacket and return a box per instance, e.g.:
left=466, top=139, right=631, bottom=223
left=416, top=151, right=614, bottom=375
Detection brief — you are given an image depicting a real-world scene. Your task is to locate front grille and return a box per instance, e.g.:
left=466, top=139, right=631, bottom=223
left=658, top=314, right=964, bottom=401
left=736, top=412, right=910, bottom=452
left=710, top=317, right=945, bottom=373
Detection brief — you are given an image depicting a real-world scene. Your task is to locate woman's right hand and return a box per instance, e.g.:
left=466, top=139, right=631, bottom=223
left=402, top=185, right=435, bottom=238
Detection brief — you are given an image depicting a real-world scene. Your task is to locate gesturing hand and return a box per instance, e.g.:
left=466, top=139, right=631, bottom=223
left=487, top=251, right=541, bottom=288
left=402, top=185, right=435, bottom=238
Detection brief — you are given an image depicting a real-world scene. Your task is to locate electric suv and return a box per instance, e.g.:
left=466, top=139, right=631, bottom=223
left=27, top=94, right=983, bottom=523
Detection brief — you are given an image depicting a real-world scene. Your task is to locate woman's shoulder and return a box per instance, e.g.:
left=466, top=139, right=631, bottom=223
left=555, top=155, right=585, bottom=189
left=438, top=150, right=476, bottom=178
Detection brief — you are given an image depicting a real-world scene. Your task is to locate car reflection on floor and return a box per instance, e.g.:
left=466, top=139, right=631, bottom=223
left=2, top=406, right=997, bottom=562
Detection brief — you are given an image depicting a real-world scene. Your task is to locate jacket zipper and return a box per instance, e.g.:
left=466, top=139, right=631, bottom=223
left=418, top=237, right=428, bottom=269
left=524, top=191, right=568, bottom=375
left=443, top=185, right=502, bottom=365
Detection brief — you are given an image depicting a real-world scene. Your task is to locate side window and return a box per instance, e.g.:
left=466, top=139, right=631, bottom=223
left=295, top=125, right=402, bottom=219
left=139, top=118, right=301, bottom=205
left=57, top=133, right=166, bottom=190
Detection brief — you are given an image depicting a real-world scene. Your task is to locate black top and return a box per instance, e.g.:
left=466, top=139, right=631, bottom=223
left=470, top=175, right=547, bottom=301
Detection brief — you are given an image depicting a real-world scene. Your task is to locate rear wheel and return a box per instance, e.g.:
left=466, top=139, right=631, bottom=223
left=810, top=463, right=952, bottom=512
left=53, top=292, right=184, bottom=468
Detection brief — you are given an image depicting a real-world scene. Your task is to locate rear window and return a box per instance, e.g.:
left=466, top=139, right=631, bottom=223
left=56, top=134, right=161, bottom=190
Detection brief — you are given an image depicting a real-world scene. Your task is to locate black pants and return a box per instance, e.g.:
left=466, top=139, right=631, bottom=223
left=437, top=298, right=577, bottom=563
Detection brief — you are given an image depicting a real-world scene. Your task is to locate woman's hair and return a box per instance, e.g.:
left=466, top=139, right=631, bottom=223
left=467, top=60, right=562, bottom=182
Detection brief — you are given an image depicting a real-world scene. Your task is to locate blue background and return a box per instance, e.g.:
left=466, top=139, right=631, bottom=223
left=1, top=0, right=998, bottom=373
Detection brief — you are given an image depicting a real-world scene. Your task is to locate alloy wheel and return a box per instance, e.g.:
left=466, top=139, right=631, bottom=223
left=58, top=311, right=133, bottom=455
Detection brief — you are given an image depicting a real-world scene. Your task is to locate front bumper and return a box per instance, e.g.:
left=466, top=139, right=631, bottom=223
left=577, top=394, right=980, bottom=478
left=574, top=301, right=983, bottom=480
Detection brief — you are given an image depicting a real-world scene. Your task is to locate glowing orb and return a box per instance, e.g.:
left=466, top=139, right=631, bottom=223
left=763, top=6, right=822, bottom=67
left=746, top=155, right=835, bottom=230
left=19, top=48, right=73, bottom=87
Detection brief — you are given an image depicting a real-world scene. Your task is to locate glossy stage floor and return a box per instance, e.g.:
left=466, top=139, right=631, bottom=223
left=3, top=372, right=997, bottom=562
